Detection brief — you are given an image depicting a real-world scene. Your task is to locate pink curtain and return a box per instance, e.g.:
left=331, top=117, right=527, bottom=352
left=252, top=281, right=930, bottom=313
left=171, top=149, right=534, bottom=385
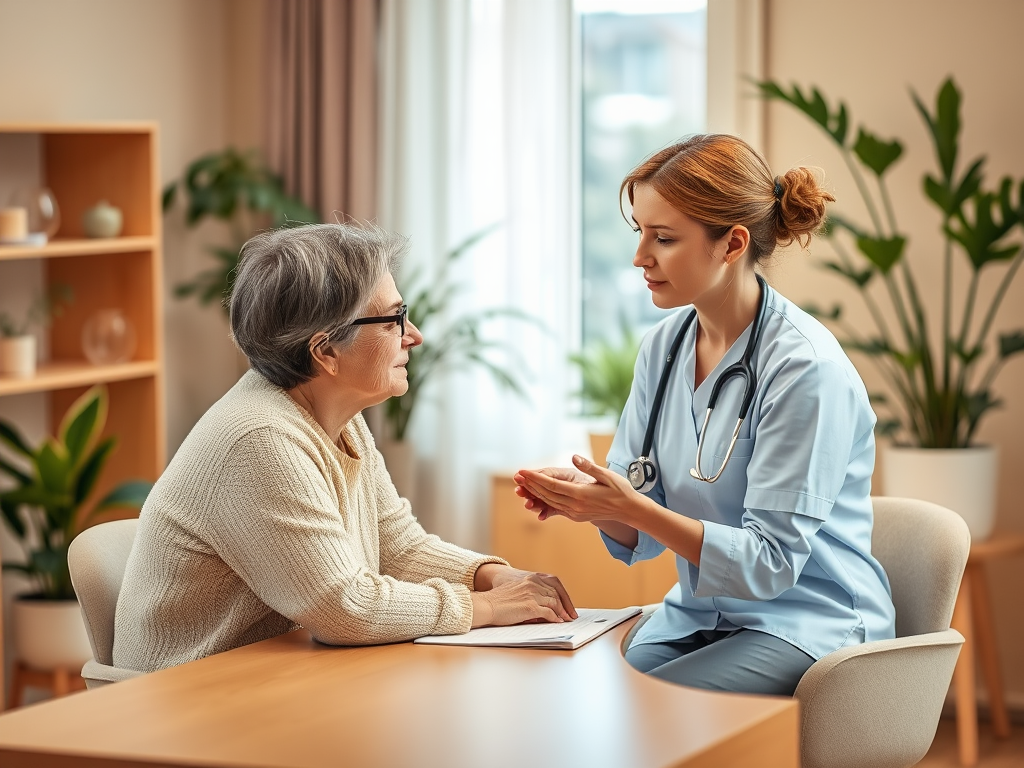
left=264, top=0, right=379, bottom=222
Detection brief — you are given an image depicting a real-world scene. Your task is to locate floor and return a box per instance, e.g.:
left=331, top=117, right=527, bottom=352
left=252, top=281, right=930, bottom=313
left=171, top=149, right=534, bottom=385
left=918, top=716, right=1024, bottom=767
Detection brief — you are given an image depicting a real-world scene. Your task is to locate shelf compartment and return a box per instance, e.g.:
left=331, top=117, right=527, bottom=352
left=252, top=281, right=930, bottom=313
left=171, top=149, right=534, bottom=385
left=0, top=360, right=158, bottom=396
left=0, top=236, right=157, bottom=262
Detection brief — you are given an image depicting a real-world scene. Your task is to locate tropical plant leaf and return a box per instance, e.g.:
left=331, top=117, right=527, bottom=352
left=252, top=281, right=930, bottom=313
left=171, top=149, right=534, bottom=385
left=802, top=303, right=842, bottom=321
left=0, top=420, right=33, bottom=457
left=754, top=80, right=849, bottom=145
left=0, top=495, right=26, bottom=538
left=37, top=440, right=70, bottom=494
left=74, top=437, right=117, bottom=506
left=998, top=330, right=1024, bottom=360
left=59, top=386, right=106, bottom=468
left=853, top=129, right=902, bottom=177
left=945, top=188, right=1020, bottom=269
left=874, top=419, right=901, bottom=437
left=913, top=78, right=961, bottom=184
left=0, top=454, right=31, bottom=485
left=855, top=235, right=906, bottom=273
left=821, top=260, right=874, bottom=288
left=91, top=480, right=153, bottom=516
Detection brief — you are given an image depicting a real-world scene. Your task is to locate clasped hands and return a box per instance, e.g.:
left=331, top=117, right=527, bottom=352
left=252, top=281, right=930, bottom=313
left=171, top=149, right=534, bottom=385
left=471, top=563, right=577, bottom=628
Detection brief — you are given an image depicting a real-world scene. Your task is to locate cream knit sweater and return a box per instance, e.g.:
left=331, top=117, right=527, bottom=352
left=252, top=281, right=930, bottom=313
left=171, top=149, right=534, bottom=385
left=113, top=370, right=504, bottom=672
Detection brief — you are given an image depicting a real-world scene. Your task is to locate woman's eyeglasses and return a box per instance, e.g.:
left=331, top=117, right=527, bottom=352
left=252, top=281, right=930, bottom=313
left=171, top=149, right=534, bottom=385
left=351, top=303, right=408, bottom=337
left=312, top=304, right=408, bottom=352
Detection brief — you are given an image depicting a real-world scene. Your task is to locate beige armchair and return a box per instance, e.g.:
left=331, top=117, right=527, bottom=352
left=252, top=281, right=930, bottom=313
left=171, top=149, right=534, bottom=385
left=68, top=518, right=145, bottom=688
left=621, top=496, right=970, bottom=768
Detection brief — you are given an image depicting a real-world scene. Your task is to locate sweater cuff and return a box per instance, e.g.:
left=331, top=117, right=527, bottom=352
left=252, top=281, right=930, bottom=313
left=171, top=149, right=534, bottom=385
left=463, top=555, right=511, bottom=591
left=437, top=583, right=476, bottom=635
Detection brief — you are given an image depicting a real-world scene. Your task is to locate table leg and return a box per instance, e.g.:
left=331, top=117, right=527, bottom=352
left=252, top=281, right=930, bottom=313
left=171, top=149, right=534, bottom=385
left=951, top=573, right=979, bottom=766
left=968, top=562, right=1011, bottom=739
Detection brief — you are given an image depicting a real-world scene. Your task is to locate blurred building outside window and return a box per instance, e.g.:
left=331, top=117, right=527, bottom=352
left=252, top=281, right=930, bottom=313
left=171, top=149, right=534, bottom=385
left=578, top=0, right=707, bottom=347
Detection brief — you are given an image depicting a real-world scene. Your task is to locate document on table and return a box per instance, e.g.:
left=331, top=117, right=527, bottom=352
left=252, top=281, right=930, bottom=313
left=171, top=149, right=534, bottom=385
left=413, top=606, right=642, bottom=650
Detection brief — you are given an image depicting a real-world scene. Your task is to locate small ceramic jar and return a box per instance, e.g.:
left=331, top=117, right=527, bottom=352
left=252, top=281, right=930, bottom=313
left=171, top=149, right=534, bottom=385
left=82, top=200, right=123, bottom=238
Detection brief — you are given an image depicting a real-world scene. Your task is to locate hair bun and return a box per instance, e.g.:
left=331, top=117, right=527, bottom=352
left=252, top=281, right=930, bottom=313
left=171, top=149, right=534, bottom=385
left=775, top=167, right=835, bottom=248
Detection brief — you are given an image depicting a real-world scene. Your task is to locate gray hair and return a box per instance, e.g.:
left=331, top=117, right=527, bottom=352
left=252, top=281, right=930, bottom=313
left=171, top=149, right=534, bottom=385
left=230, top=222, right=406, bottom=389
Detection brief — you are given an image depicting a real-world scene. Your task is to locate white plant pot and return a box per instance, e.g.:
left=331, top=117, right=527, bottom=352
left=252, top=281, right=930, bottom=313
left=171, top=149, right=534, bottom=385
left=378, top=438, right=416, bottom=504
left=0, top=335, right=36, bottom=377
left=13, top=598, right=94, bottom=671
left=882, top=445, right=998, bottom=541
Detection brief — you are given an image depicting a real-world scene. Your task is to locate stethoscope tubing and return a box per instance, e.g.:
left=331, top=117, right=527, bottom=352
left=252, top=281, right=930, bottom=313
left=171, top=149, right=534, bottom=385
left=630, top=275, right=769, bottom=489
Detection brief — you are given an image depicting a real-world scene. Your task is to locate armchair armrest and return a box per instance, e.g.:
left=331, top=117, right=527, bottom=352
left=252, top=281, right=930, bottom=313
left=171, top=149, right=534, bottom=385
left=796, top=628, right=964, bottom=768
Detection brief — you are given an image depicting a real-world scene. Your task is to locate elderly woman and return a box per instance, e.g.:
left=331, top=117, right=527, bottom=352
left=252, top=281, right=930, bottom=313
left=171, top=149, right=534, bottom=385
left=113, top=223, right=575, bottom=672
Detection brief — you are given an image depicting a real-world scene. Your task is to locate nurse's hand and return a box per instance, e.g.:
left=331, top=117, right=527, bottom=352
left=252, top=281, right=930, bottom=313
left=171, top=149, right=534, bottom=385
left=514, top=454, right=641, bottom=525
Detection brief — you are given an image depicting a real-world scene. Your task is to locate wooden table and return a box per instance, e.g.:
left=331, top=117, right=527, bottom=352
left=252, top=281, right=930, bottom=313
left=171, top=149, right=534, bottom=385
left=0, top=618, right=799, bottom=768
left=950, top=532, right=1024, bottom=766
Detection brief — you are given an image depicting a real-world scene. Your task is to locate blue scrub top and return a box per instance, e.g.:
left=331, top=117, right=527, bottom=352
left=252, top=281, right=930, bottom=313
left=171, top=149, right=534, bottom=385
left=603, top=284, right=896, bottom=660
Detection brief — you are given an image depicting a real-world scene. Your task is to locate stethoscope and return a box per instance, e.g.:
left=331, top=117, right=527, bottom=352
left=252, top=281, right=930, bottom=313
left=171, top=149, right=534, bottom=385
left=627, top=275, right=770, bottom=492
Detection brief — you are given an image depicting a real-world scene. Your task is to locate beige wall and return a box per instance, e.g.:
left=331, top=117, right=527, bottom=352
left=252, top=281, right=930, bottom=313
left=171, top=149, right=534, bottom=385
left=765, top=0, right=1024, bottom=706
left=0, top=0, right=263, bottom=700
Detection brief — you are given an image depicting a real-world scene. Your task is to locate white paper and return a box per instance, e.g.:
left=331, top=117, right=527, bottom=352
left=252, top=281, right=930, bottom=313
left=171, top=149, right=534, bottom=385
left=413, top=606, right=641, bottom=650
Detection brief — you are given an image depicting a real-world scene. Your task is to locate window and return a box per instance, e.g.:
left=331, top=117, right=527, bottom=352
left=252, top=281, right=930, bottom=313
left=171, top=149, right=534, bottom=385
left=578, top=0, right=707, bottom=345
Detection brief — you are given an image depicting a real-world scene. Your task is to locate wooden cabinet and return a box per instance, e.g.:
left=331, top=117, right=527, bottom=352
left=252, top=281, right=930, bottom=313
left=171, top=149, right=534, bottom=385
left=0, top=123, right=165, bottom=508
left=490, top=474, right=678, bottom=608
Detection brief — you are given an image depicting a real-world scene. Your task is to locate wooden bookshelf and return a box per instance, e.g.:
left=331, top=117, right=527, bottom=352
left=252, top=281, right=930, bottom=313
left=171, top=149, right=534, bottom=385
left=0, top=124, right=166, bottom=708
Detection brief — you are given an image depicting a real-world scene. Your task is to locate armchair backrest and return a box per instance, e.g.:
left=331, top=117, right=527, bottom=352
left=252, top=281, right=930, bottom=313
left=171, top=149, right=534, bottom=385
left=871, top=497, right=970, bottom=637
left=68, top=518, right=139, bottom=665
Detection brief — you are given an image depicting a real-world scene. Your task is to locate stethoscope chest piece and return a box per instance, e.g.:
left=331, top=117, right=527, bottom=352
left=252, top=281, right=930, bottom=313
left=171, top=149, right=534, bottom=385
left=628, top=456, right=657, bottom=492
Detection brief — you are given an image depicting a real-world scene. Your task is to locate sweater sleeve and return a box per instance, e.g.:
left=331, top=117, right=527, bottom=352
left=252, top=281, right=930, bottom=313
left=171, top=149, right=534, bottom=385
left=205, top=427, right=474, bottom=645
left=356, top=418, right=508, bottom=588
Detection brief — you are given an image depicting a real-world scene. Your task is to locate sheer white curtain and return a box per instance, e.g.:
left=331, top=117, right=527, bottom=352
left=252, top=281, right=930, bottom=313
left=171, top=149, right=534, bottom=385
left=377, top=0, right=577, bottom=549
left=376, top=0, right=762, bottom=550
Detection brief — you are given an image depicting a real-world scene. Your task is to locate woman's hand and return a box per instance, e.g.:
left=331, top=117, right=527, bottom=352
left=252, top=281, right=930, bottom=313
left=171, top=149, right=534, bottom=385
left=470, top=566, right=577, bottom=627
left=514, top=454, right=644, bottom=526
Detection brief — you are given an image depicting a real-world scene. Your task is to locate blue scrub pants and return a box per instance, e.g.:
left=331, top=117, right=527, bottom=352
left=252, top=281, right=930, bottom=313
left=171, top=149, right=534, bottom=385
left=624, top=629, right=815, bottom=696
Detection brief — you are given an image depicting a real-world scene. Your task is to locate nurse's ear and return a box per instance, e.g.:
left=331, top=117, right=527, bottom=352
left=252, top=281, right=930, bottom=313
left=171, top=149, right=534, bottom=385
left=721, top=225, right=751, bottom=265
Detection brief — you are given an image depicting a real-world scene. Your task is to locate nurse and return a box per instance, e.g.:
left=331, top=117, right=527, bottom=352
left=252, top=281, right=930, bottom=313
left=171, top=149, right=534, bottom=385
left=514, top=134, right=896, bottom=696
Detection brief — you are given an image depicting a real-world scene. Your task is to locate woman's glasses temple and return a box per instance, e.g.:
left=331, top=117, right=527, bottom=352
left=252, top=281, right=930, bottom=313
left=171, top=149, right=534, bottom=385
left=312, top=304, right=408, bottom=352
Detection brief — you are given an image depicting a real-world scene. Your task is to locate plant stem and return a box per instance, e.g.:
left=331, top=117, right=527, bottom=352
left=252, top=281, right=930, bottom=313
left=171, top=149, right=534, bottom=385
left=840, top=148, right=886, bottom=236
left=972, top=247, right=1024, bottom=352
left=942, top=235, right=953, bottom=395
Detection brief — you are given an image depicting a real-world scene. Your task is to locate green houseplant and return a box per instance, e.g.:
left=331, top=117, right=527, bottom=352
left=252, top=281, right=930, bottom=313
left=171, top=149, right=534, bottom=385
left=756, top=77, right=1024, bottom=448
left=0, top=385, right=152, bottom=600
left=383, top=226, right=532, bottom=443
left=568, top=324, right=640, bottom=465
left=0, top=384, right=152, bottom=673
left=756, top=76, right=1024, bottom=538
left=163, top=148, right=319, bottom=312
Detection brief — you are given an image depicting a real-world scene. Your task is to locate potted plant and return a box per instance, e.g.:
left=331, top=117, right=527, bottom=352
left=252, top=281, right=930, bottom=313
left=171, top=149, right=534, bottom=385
left=756, top=76, right=1024, bottom=538
left=0, top=284, right=72, bottom=378
left=162, top=147, right=319, bottom=313
left=0, top=385, right=152, bottom=673
left=379, top=226, right=534, bottom=500
left=568, top=324, right=640, bottom=466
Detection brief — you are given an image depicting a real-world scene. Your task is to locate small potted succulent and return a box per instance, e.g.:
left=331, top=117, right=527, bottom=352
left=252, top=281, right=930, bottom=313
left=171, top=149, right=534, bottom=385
left=0, top=385, right=152, bottom=673
left=0, top=284, right=72, bottom=378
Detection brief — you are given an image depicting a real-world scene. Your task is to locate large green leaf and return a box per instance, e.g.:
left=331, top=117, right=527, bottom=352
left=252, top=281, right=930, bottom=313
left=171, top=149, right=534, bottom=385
left=0, top=420, right=33, bottom=457
left=754, top=81, right=849, bottom=145
left=999, top=330, right=1024, bottom=360
left=91, top=480, right=153, bottom=516
left=0, top=495, right=26, bottom=538
left=855, top=235, right=906, bottom=273
left=853, top=129, right=902, bottom=177
left=821, top=260, right=874, bottom=288
left=59, top=386, right=106, bottom=468
left=0, top=454, right=31, bottom=485
left=802, top=303, right=842, bottom=321
left=913, top=78, right=961, bottom=183
left=945, top=187, right=1020, bottom=269
left=37, top=440, right=71, bottom=494
left=74, top=437, right=117, bottom=506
